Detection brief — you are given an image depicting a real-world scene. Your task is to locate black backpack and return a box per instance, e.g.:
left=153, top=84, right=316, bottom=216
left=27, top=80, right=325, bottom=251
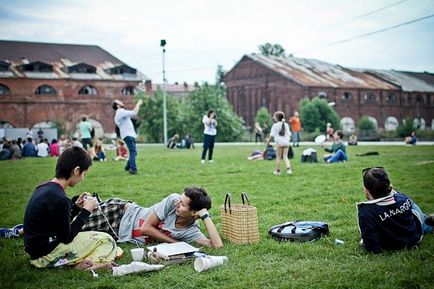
left=268, top=221, right=329, bottom=242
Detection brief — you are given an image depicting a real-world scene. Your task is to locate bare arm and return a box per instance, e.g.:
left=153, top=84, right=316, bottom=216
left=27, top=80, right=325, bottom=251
left=132, top=99, right=143, bottom=115
left=194, top=209, right=223, bottom=248
left=139, top=211, right=178, bottom=243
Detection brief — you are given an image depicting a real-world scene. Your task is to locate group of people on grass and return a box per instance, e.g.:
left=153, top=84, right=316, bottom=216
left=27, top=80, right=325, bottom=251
left=0, top=98, right=433, bottom=273
left=0, top=137, right=63, bottom=160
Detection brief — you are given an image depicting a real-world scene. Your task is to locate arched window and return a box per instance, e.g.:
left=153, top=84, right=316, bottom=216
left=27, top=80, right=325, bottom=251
left=35, top=85, right=56, bottom=95
left=342, top=92, right=352, bottom=101
left=0, top=84, right=10, bottom=95
left=121, top=86, right=135, bottom=96
left=318, top=91, right=327, bottom=99
left=364, top=92, right=376, bottom=102
left=0, top=120, right=14, bottom=128
left=79, top=85, right=98, bottom=95
left=384, top=116, right=399, bottom=131
left=413, top=118, right=426, bottom=130
left=387, top=93, right=398, bottom=102
left=340, top=117, right=355, bottom=134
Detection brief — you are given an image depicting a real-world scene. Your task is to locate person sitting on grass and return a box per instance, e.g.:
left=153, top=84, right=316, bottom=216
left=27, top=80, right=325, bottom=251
left=80, top=186, right=223, bottom=249
left=89, top=139, right=106, bottom=162
left=321, top=130, right=347, bottom=163
left=357, top=167, right=434, bottom=254
left=247, top=144, right=276, bottom=161
left=114, top=139, right=128, bottom=161
left=23, top=147, right=123, bottom=270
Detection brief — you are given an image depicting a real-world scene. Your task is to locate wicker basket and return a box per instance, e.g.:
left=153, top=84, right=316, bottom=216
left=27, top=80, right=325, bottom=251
left=220, top=193, right=260, bottom=244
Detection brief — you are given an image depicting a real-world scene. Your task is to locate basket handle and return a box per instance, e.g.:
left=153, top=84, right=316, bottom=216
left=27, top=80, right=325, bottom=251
left=241, top=192, right=250, bottom=205
left=224, top=193, right=232, bottom=214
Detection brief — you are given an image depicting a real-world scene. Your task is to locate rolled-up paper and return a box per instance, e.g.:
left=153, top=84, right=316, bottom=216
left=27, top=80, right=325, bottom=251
left=194, top=256, right=228, bottom=272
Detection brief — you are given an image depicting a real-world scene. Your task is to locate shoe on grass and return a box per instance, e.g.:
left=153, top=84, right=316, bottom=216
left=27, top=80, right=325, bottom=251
left=286, top=168, right=293, bottom=175
left=273, top=171, right=281, bottom=176
left=0, top=227, right=19, bottom=239
left=425, top=214, right=434, bottom=226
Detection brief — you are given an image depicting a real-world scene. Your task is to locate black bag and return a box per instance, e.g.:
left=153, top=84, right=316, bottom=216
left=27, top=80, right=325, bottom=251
left=268, top=221, right=329, bottom=242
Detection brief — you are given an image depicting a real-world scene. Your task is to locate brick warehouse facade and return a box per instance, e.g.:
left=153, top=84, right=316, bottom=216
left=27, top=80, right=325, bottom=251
left=0, top=40, right=152, bottom=137
left=224, top=54, right=434, bottom=133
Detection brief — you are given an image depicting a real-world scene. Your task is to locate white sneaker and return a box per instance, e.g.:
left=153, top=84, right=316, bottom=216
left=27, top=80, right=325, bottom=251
left=287, top=168, right=293, bottom=175
left=201, top=160, right=205, bottom=164
left=273, top=171, right=281, bottom=176
left=209, top=160, right=214, bottom=163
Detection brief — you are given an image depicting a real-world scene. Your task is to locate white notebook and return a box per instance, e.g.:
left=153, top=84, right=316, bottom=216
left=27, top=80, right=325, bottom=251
left=147, top=242, right=199, bottom=256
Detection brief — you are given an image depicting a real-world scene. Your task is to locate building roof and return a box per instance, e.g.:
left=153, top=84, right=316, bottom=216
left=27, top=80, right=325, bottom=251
left=152, top=82, right=195, bottom=94
left=234, top=54, right=398, bottom=89
left=0, top=40, right=150, bottom=81
left=358, top=69, right=434, bottom=93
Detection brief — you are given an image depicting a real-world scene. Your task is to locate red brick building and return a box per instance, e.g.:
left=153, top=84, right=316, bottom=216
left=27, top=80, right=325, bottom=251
left=0, top=40, right=152, bottom=137
left=224, top=54, right=434, bottom=133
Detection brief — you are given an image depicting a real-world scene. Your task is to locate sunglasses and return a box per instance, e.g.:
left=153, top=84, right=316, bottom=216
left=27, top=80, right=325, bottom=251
left=362, top=166, right=385, bottom=176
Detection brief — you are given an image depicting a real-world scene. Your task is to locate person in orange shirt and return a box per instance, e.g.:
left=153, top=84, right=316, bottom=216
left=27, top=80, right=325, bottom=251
left=289, top=111, right=302, bottom=147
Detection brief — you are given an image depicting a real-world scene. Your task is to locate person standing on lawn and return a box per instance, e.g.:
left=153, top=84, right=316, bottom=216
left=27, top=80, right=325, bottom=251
left=23, top=147, right=122, bottom=270
left=112, top=99, right=143, bottom=174
left=289, top=111, right=301, bottom=147
left=201, top=109, right=218, bottom=164
left=266, top=111, right=292, bottom=175
left=357, top=167, right=434, bottom=254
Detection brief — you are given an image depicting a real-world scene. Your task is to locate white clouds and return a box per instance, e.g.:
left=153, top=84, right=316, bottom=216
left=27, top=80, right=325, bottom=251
left=0, top=0, right=433, bottom=83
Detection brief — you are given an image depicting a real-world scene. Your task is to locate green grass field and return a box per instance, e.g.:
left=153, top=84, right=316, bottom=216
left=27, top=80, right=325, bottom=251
left=1, top=144, right=434, bottom=289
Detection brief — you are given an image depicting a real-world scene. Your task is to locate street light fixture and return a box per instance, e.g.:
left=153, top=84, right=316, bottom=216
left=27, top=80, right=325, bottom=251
left=160, top=39, right=167, bottom=145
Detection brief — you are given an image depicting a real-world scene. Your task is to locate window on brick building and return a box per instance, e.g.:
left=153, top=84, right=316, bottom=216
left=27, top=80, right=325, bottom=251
left=67, top=63, right=96, bottom=74
left=427, top=94, right=431, bottom=105
left=35, top=85, right=56, bottom=95
left=416, top=95, right=424, bottom=103
left=0, top=84, right=10, bottom=95
left=387, top=93, right=398, bottom=102
left=364, top=92, right=376, bottom=102
left=20, top=61, right=52, bottom=72
left=0, top=61, right=10, bottom=72
left=105, top=65, right=136, bottom=75
left=121, top=86, right=135, bottom=95
left=342, top=92, right=352, bottom=100
left=318, top=91, right=327, bottom=99
left=79, top=85, right=98, bottom=95
left=0, top=120, right=14, bottom=128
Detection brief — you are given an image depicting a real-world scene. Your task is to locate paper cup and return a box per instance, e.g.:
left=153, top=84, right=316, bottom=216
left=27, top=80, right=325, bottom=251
left=194, top=256, right=228, bottom=272
left=131, top=248, right=144, bottom=262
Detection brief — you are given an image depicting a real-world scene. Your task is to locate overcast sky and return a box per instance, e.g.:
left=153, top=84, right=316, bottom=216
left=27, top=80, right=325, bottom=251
left=0, top=0, right=433, bottom=84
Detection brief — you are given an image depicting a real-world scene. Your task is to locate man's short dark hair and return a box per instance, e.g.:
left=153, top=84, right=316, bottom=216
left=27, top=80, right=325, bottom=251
left=363, top=168, right=392, bottom=198
left=55, top=147, right=92, bottom=180
left=336, top=130, right=344, bottom=139
left=184, top=186, right=211, bottom=211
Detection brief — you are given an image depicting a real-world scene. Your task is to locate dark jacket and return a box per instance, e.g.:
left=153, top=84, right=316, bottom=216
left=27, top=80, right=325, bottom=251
left=357, top=191, right=423, bottom=254
left=24, top=182, right=90, bottom=259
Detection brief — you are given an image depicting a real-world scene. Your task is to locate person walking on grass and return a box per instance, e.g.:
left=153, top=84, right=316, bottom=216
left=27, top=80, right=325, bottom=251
left=23, top=147, right=122, bottom=270
left=201, top=109, right=217, bottom=164
left=112, top=98, right=143, bottom=174
left=79, top=115, right=93, bottom=151
left=266, top=111, right=292, bottom=175
left=357, top=167, right=434, bottom=254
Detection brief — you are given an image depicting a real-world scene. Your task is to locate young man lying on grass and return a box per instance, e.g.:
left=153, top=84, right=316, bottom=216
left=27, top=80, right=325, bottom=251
left=80, top=186, right=223, bottom=249
left=357, top=167, right=434, bottom=253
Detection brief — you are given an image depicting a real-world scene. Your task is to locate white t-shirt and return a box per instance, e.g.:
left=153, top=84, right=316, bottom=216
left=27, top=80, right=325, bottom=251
left=115, top=108, right=137, bottom=139
left=118, top=193, right=205, bottom=244
left=36, top=142, right=49, bottom=157
left=202, top=115, right=217, bottom=136
left=270, top=122, right=291, bottom=147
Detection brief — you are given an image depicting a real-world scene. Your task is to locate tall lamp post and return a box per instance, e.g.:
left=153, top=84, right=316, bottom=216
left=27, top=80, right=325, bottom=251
left=160, top=39, right=168, bottom=145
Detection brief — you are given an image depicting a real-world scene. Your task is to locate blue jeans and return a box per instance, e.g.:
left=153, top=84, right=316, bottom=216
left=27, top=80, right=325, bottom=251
left=412, top=202, right=433, bottom=234
left=201, top=134, right=216, bottom=160
left=324, top=149, right=347, bottom=163
left=292, top=131, right=301, bottom=145
left=97, top=151, right=106, bottom=161
left=124, top=136, right=137, bottom=172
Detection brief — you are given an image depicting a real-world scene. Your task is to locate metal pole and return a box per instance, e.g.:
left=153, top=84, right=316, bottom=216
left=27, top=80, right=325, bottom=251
left=161, top=40, right=168, bottom=145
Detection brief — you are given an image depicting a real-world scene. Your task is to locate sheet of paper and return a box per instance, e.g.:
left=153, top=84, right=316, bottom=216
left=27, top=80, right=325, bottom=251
left=147, top=242, right=199, bottom=256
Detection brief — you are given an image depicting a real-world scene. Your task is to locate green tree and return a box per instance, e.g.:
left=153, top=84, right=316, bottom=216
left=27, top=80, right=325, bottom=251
left=177, top=83, right=245, bottom=142
left=358, top=116, right=375, bottom=131
left=299, top=97, right=339, bottom=133
left=137, top=89, right=180, bottom=143
left=258, top=43, right=286, bottom=57
left=396, top=117, right=415, bottom=137
left=255, top=107, right=273, bottom=128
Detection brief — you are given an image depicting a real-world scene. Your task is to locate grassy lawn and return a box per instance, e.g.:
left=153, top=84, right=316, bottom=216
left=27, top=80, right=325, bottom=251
left=1, top=144, right=434, bottom=289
